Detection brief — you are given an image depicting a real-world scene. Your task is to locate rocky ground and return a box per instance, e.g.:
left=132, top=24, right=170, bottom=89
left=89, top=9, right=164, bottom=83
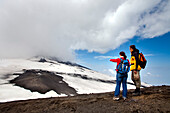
left=0, top=86, right=169, bottom=113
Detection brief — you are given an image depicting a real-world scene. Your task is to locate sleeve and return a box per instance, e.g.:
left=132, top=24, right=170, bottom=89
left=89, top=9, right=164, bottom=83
left=110, top=58, right=120, bottom=63
left=127, top=59, right=130, bottom=72
left=128, top=59, right=130, bottom=66
left=134, top=52, right=139, bottom=71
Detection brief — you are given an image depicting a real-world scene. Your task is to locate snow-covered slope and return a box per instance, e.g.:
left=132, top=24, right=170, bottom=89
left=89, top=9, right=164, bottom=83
left=0, top=58, right=151, bottom=102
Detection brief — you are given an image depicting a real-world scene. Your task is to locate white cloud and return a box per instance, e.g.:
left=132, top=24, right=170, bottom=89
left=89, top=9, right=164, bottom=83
left=0, top=0, right=169, bottom=61
left=145, top=54, right=154, bottom=57
left=147, top=72, right=152, bottom=76
left=102, top=69, right=116, bottom=77
left=108, top=69, right=116, bottom=75
left=138, top=0, right=170, bottom=38
left=146, top=72, right=159, bottom=77
left=94, top=56, right=113, bottom=60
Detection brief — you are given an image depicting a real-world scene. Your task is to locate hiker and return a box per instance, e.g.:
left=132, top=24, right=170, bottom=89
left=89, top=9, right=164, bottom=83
left=110, top=51, right=130, bottom=101
left=129, top=45, right=142, bottom=96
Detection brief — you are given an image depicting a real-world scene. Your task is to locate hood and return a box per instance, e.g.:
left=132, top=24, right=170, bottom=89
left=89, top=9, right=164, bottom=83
left=132, top=49, right=139, bottom=54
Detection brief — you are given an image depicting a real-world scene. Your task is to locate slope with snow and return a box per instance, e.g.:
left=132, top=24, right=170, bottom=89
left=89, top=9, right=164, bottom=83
left=0, top=58, right=151, bottom=102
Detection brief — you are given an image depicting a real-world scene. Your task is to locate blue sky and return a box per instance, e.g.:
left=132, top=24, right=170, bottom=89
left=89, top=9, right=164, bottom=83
left=76, top=32, right=170, bottom=85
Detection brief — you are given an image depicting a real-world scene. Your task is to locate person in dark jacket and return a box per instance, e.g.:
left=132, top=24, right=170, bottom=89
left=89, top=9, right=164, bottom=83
left=110, top=51, right=130, bottom=100
left=129, top=45, right=141, bottom=96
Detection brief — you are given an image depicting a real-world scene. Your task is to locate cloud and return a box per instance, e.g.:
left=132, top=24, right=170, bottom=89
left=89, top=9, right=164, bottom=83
left=145, top=72, right=159, bottom=77
left=0, top=0, right=169, bottom=61
left=146, top=72, right=152, bottom=76
left=145, top=54, right=154, bottom=57
left=108, top=69, right=116, bottom=75
left=103, top=69, right=116, bottom=77
left=94, top=56, right=113, bottom=60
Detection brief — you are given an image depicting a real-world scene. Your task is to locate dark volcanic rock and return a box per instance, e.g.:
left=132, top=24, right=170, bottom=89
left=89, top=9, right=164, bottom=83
left=39, top=58, right=47, bottom=63
left=10, top=70, right=77, bottom=95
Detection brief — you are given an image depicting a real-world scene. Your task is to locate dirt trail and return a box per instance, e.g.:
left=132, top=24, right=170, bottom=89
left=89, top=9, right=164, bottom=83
left=0, top=86, right=170, bottom=113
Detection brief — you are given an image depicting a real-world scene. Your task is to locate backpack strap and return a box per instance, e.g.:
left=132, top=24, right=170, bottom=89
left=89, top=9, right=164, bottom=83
left=117, top=58, right=124, bottom=71
left=120, top=58, right=124, bottom=63
left=119, top=58, right=123, bottom=61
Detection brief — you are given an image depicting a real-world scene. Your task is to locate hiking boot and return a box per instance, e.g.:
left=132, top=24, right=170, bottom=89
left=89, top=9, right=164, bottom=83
left=132, top=92, right=140, bottom=96
left=132, top=87, right=139, bottom=93
left=133, top=88, right=140, bottom=96
left=132, top=89, right=137, bottom=93
left=113, top=97, right=119, bottom=101
left=123, top=97, right=127, bottom=101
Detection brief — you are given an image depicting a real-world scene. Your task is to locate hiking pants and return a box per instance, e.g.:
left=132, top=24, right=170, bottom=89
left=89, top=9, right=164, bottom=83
left=131, top=71, right=141, bottom=88
left=114, top=72, right=127, bottom=98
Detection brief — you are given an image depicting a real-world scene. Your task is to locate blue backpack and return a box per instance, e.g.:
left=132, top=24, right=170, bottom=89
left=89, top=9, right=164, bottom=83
left=117, top=58, right=130, bottom=74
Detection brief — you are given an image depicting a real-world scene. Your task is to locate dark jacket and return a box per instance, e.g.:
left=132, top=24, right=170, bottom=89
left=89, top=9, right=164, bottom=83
left=130, top=49, right=141, bottom=71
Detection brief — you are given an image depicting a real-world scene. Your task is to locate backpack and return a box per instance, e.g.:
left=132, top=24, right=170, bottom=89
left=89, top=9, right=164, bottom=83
left=139, top=52, right=147, bottom=69
left=117, top=58, right=130, bottom=74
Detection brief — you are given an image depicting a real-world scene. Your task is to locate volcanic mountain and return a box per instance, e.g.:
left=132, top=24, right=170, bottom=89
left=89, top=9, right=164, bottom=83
left=0, top=57, right=150, bottom=103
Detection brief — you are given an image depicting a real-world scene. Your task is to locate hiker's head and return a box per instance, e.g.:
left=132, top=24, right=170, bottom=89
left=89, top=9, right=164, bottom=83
left=119, top=51, right=127, bottom=59
left=130, top=45, right=136, bottom=52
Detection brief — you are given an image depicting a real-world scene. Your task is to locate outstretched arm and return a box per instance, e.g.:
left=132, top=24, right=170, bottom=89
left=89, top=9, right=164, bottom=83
left=110, top=58, right=120, bottom=63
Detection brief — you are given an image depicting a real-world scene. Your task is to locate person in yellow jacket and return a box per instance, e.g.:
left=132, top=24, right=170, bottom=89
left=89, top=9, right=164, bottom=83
left=129, top=45, right=141, bottom=96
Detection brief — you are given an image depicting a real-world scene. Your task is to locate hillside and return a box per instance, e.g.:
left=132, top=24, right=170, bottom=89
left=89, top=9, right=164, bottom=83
left=0, top=86, right=169, bottom=113
left=0, top=58, right=150, bottom=102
